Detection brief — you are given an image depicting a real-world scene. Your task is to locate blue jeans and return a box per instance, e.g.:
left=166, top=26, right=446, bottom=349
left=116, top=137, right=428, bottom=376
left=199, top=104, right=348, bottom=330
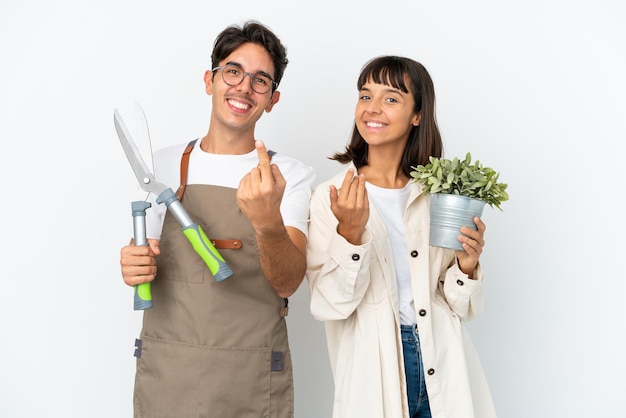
left=401, top=324, right=432, bottom=418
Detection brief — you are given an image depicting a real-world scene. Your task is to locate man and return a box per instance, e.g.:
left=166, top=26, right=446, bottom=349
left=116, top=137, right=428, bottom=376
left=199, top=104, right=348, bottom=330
left=120, top=21, right=314, bottom=418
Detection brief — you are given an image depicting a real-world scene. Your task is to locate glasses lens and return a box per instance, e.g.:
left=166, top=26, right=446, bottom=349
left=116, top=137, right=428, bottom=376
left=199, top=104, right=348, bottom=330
left=249, top=73, right=272, bottom=94
left=221, top=64, right=272, bottom=94
left=221, top=65, right=243, bottom=86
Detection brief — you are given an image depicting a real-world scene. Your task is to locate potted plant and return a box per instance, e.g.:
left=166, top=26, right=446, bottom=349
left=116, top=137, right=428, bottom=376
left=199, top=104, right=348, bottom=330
left=410, top=152, right=509, bottom=251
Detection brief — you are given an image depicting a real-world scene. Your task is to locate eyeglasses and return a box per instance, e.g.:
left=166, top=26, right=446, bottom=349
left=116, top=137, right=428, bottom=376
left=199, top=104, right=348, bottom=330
left=212, top=64, right=278, bottom=94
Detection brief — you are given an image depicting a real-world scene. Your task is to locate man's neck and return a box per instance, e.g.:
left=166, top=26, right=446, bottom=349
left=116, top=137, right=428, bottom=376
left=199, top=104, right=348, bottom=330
left=199, top=128, right=256, bottom=155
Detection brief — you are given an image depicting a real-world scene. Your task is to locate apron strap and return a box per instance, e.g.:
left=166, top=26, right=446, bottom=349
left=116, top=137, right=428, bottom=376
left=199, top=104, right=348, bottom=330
left=175, top=138, right=198, bottom=201
left=175, top=138, right=243, bottom=250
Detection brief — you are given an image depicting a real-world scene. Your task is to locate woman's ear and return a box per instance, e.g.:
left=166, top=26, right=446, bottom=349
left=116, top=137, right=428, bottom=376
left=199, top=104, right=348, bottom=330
left=412, top=112, right=421, bottom=127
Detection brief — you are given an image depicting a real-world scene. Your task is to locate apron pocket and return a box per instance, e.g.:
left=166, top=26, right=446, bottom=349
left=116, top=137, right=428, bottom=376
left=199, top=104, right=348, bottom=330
left=134, top=336, right=271, bottom=418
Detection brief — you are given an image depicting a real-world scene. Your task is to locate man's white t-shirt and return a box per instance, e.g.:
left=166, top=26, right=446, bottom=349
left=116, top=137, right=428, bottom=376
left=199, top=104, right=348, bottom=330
left=142, top=139, right=315, bottom=239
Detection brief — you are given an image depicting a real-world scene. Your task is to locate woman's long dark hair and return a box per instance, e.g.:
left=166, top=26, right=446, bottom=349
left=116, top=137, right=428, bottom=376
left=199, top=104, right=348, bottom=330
left=331, top=56, right=443, bottom=176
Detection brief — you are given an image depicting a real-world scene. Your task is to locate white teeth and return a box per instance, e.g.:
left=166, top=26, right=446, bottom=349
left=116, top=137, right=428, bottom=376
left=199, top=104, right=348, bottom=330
left=366, top=122, right=384, bottom=128
left=228, top=99, right=249, bottom=110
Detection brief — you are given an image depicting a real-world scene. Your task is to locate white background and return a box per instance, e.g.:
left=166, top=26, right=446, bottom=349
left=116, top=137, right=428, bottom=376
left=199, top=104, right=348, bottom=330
left=1, top=1, right=625, bottom=417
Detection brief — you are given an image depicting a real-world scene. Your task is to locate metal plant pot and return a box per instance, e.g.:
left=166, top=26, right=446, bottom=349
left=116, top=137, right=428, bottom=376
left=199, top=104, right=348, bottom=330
left=429, top=194, right=485, bottom=251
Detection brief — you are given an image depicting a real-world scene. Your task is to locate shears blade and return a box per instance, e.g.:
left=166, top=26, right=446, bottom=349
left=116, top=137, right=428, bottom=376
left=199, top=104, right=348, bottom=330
left=114, top=108, right=167, bottom=196
left=134, top=102, right=154, bottom=173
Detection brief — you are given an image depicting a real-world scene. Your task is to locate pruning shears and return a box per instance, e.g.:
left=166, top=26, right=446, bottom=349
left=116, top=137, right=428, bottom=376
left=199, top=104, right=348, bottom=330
left=114, top=108, right=234, bottom=310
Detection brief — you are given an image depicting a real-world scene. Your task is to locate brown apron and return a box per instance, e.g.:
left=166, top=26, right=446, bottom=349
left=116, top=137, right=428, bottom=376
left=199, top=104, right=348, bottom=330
left=133, top=142, right=293, bottom=418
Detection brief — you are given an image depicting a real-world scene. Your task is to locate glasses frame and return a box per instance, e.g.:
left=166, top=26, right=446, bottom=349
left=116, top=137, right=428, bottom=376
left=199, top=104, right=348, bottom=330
left=212, top=65, right=278, bottom=94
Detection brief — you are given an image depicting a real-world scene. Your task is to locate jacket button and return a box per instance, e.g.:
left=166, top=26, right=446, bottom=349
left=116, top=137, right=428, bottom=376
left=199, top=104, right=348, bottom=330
left=410, top=250, right=418, bottom=257
left=427, top=368, right=435, bottom=375
left=418, top=309, right=427, bottom=317
left=351, top=254, right=360, bottom=261
left=457, top=279, right=464, bottom=286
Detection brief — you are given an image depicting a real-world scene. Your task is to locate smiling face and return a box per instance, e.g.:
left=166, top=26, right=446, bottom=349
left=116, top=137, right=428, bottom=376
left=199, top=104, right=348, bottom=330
left=355, top=76, right=421, bottom=151
left=204, top=42, right=280, bottom=137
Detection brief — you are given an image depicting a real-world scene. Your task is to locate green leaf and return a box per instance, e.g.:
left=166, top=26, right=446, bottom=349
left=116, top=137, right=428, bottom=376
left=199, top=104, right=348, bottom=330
left=409, top=153, right=509, bottom=210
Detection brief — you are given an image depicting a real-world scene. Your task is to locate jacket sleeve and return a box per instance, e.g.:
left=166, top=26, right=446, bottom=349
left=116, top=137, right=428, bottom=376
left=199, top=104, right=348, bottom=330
left=439, top=259, right=485, bottom=321
left=306, top=183, right=373, bottom=321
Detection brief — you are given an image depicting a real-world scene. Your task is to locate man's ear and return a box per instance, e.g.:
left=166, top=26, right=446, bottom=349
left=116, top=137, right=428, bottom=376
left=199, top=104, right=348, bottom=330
left=264, top=90, right=280, bottom=113
left=204, top=70, right=214, bottom=95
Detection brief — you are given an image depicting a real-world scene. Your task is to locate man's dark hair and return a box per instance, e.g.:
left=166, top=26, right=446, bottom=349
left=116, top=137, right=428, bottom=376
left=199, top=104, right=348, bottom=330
left=211, top=21, right=288, bottom=92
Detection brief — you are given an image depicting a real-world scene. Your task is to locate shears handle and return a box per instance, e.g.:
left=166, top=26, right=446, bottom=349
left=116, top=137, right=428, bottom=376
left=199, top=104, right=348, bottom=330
left=181, top=223, right=234, bottom=282
left=131, top=201, right=153, bottom=310
left=157, top=188, right=234, bottom=282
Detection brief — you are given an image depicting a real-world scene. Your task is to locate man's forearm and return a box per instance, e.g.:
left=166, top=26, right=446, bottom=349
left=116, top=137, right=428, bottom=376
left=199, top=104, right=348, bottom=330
left=256, top=227, right=306, bottom=298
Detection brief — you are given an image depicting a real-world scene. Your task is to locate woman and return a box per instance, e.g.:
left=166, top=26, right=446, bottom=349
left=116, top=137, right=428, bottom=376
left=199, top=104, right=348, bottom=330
left=306, top=56, right=496, bottom=418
